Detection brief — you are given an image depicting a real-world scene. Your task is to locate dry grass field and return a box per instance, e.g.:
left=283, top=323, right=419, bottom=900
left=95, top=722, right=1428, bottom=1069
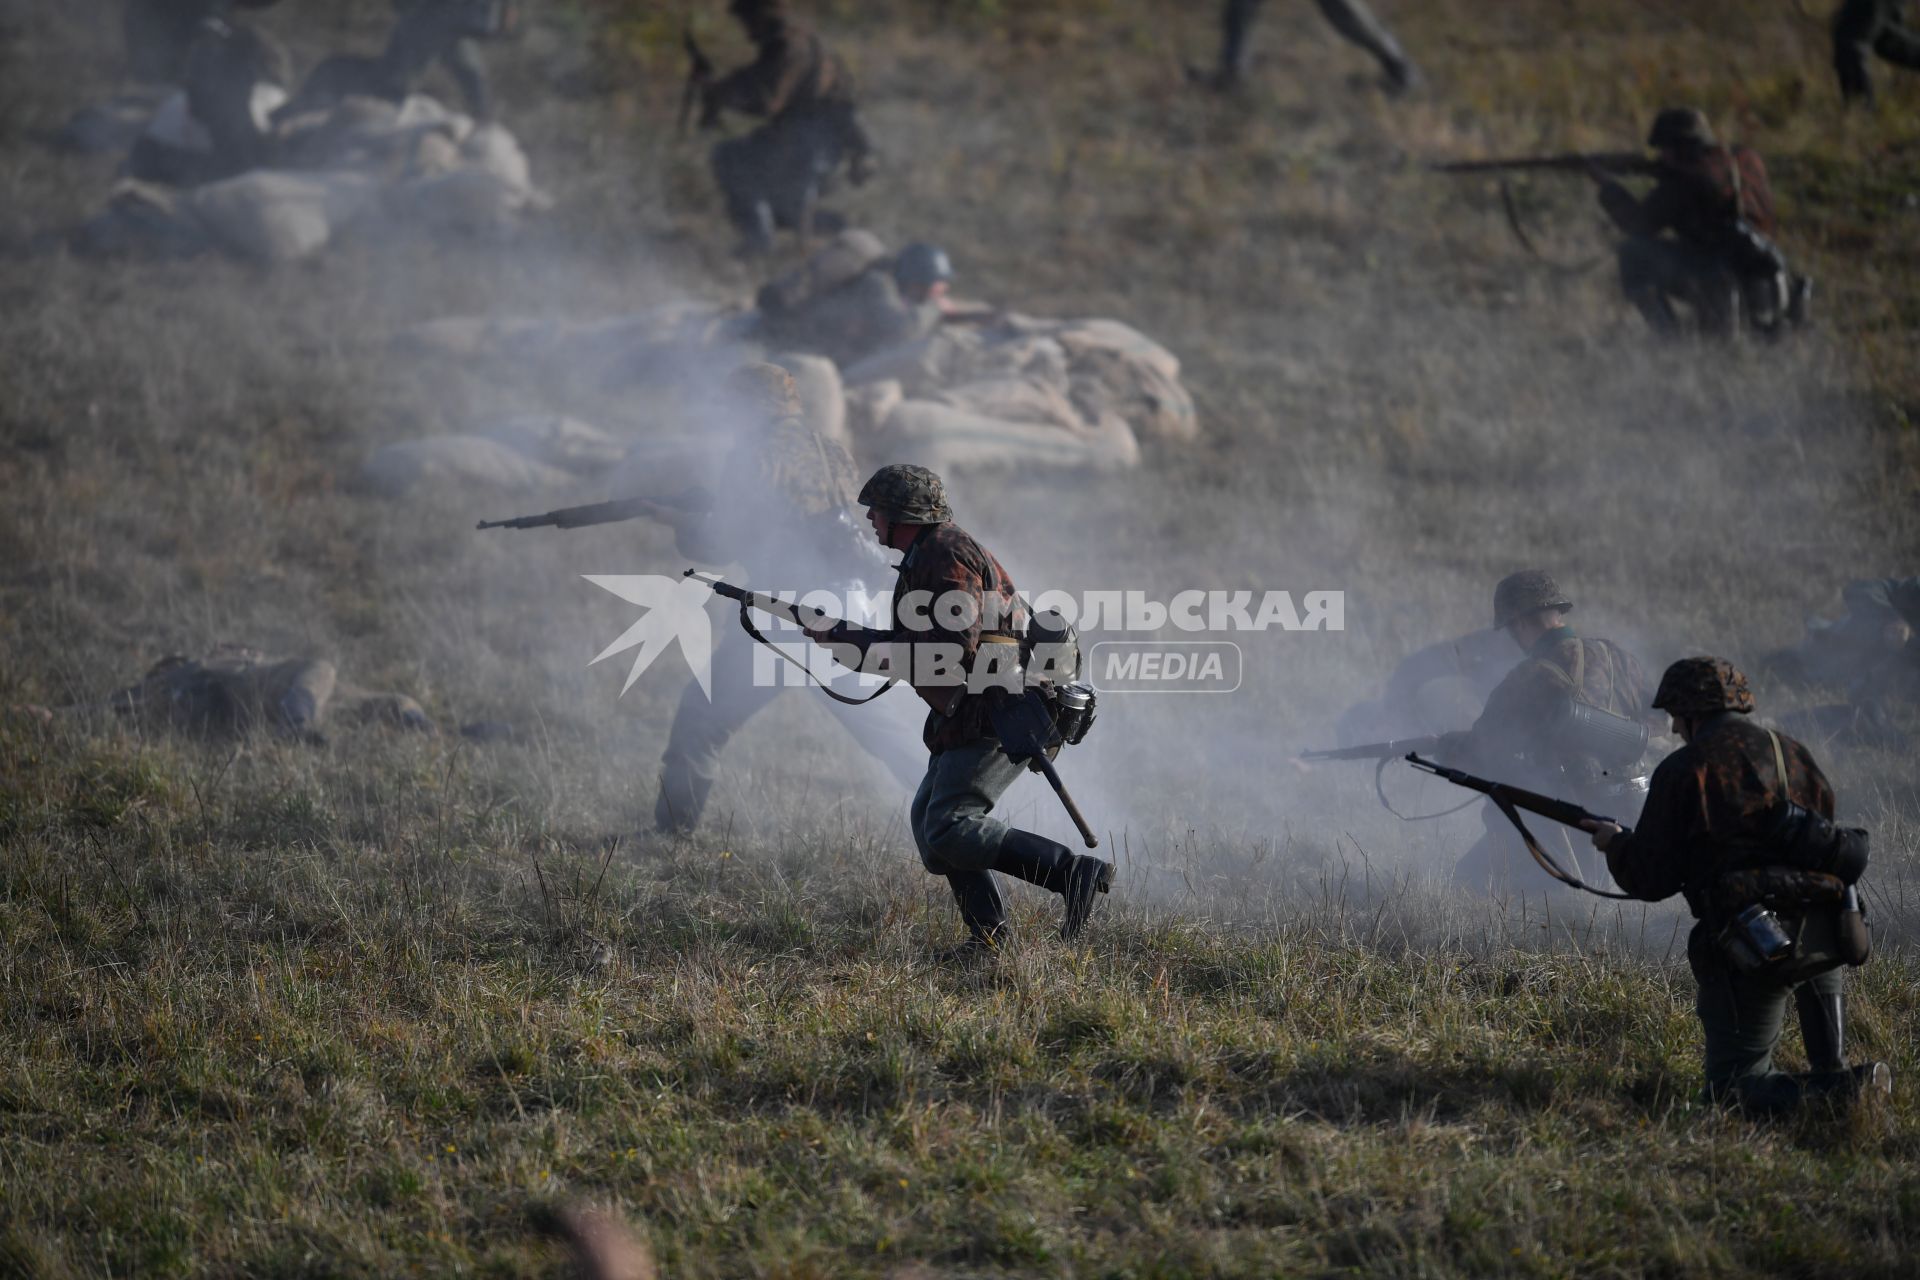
left=3, top=0, right=1920, bottom=1275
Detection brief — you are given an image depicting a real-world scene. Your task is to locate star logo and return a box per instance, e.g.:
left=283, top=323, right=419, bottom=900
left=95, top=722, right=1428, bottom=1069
left=583, top=574, right=716, bottom=698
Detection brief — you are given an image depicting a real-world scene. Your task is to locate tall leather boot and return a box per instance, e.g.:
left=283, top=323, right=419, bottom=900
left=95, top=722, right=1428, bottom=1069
left=1798, top=986, right=1846, bottom=1074
left=994, top=828, right=1115, bottom=941
left=948, top=871, right=1008, bottom=955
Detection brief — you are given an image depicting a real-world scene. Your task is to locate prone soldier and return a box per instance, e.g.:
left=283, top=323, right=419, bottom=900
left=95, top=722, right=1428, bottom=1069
left=755, top=235, right=955, bottom=370
left=806, top=464, right=1115, bottom=952
left=698, top=0, right=878, bottom=256
left=1431, top=571, right=1656, bottom=892
left=1592, top=108, right=1809, bottom=338
left=1582, top=658, right=1890, bottom=1114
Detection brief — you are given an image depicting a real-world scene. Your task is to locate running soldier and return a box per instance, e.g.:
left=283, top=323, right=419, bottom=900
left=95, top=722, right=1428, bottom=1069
left=1193, top=0, right=1418, bottom=94
left=1583, top=658, right=1891, bottom=1113
left=808, top=464, right=1115, bottom=952
left=1833, top=0, right=1920, bottom=107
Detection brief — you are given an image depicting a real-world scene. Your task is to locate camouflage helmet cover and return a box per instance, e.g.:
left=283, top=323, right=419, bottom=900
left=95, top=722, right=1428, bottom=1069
left=1492, top=570, right=1574, bottom=629
left=858, top=463, right=952, bottom=524
left=1647, top=107, right=1714, bottom=151
left=1652, top=656, right=1755, bottom=716
left=724, top=362, right=802, bottom=422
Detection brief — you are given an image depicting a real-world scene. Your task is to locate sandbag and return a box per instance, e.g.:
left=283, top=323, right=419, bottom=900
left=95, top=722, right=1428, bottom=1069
left=881, top=400, right=1140, bottom=472
left=772, top=352, right=850, bottom=450
left=932, top=375, right=1083, bottom=432
left=361, top=435, right=574, bottom=497
left=477, top=414, right=627, bottom=472
left=190, top=169, right=377, bottom=262
left=1054, top=318, right=1198, bottom=443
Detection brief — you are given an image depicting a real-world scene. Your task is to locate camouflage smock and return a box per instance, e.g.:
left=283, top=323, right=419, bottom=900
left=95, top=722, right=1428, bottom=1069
left=1437, top=625, right=1651, bottom=781
left=1604, top=715, right=1836, bottom=918
left=1601, top=145, right=1776, bottom=247
left=826, top=522, right=1024, bottom=753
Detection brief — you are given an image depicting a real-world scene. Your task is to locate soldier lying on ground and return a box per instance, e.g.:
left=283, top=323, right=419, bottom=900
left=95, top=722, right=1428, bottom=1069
left=1429, top=571, right=1657, bottom=894
left=699, top=0, right=878, bottom=256
left=1592, top=108, right=1810, bottom=339
left=753, top=233, right=956, bottom=369
left=1583, top=658, right=1891, bottom=1115
left=23, top=644, right=434, bottom=742
left=1767, top=573, right=1918, bottom=748
left=1191, top=0, right=1418, bottom=95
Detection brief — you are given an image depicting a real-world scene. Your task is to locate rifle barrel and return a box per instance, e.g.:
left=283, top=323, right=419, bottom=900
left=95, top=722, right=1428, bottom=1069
left=1035, top=755, right=1100, bottom=849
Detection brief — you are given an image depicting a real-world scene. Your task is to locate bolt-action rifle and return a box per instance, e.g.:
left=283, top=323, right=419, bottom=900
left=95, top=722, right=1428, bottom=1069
left=1430, top=151, right=1657, bottom=178
left=686, top=570, right=1100, bottom=849
left=1298, top=736, right=1439, bottom=763
left=476, top=486, right=712, bottom=531
left=1405, top=753, right=1632, bottom=898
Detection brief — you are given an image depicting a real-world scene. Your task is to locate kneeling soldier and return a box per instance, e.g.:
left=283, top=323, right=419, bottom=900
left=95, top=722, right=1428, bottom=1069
left=809, top=464, right=1114, bottom=952
left=1583, top=657, right=1890, bottom=1113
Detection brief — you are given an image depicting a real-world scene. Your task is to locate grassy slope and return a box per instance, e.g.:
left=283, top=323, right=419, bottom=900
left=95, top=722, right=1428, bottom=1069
left=4, top=0, right=1920, bottom=1275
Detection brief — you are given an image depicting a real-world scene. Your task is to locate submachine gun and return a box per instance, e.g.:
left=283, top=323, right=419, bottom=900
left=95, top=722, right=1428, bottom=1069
left=685, top=570, right=1101, bottom=849
left=1405, top=753, right=1631, bottom=898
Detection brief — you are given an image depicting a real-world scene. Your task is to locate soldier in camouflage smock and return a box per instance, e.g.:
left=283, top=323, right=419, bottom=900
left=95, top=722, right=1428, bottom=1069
left=1834, top=0, right=1920, bottom=107
left=812, top=464, right=1116, bottom=952
left=1584, top=658, right=1891, bottom=1113
left=1434, top=571, right=1656, bottom=893
left=1593, top=108, right=1807, bottom=338
left=701, top=0, right=877, bottom=255
left=654, top=365, right=923, bottom=833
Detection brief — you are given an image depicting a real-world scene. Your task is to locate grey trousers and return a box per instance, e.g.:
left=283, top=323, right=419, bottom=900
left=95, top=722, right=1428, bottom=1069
left=1688, top=924, right=1848, bottom=1113
left=909, top=739, right=1026, bottom=924
left=1218, top=0, right=1415, bottom=84
left=655, top=628, right=923, bottom=832
left=1834, top=0, right=1920, bottom=104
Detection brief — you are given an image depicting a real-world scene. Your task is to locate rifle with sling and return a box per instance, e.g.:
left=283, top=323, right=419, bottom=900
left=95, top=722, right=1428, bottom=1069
left=686, top=571, right=1101, bottom=848
left=1405, top=753, right=1632, bottom=898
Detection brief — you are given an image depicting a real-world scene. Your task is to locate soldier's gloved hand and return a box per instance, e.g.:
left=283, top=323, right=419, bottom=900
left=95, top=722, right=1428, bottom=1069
left=1579, top=818, right=1623, bottom=851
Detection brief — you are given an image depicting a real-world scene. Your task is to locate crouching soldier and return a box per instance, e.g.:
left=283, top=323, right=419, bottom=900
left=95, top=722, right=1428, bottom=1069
left=807, top=464, right=1115, bottom=953
left=1582, top=658, right=1890, bottom=1114
left=1434, top=570, right=1656, bottom=893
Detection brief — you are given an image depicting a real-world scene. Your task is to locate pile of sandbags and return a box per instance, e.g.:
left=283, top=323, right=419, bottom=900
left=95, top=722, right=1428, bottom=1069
left=841, top=314, right=1196, bottom=472
left=361, top=413, right=625, bottom=498
left=78, top=93, right=550, bottom=263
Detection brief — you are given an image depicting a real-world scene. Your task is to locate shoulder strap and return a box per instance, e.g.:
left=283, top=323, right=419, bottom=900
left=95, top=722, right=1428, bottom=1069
left=1767, top=728, right=1791, bottom=801
left=735, top=600, right=893, bottom=705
